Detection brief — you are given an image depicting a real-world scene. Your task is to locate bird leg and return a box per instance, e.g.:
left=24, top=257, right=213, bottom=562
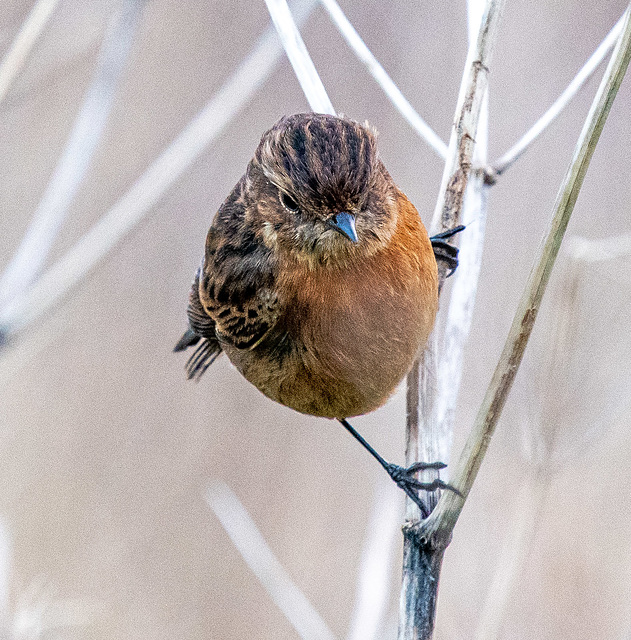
left=338, top=418, right=460, bottom=519
left=430, top=224, right=466, bottom=277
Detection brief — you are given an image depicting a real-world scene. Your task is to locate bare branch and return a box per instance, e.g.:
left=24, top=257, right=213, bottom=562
left=399, top=1, right=504, bottom=637
left=319, top=0, right=447, bottom=159
left=0, top=0, right=145, bottom=310
left=435, top=167, right=489, bottom=472
left=429, top=0, right=505, bottom=240
left=264, top=0, right=335, bottom=114
left=492, top=11, right=626, bottom=176
left=410, top=0, right=501, bottom=510
left=206, top=481, right=337, bottom=640
left=432, top=0, right=492, bottom=474
left=0, top=0, right=61, bottom=105
left=421, top=3, right=631, bottom=544
left=0, top=0, right=318, bottom=339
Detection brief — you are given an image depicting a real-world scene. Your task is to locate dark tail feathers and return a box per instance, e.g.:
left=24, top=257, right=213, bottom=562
left=174, top=329, right=222, bottom=381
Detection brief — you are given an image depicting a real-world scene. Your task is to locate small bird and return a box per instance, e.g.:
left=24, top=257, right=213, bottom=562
left=175, top=113, right=460, bottom=511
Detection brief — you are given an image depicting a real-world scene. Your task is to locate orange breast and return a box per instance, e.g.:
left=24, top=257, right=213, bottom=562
left=270, top=194, right=438, bottom=417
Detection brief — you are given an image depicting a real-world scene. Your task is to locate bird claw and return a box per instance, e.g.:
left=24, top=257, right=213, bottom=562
left=384, top=461, right=461, bottom=518
left=430, top=225, right=465, bottom=277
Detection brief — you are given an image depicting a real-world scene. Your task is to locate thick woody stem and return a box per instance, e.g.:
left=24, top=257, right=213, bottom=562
left=400, top=1, right=504, bottom=638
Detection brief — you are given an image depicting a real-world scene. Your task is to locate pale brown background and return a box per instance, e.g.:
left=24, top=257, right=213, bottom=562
left=1, top=1, right=631, bottom=639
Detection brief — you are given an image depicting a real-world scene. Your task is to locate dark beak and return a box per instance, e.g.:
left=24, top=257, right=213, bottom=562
left=327, top=212, right=358, bottom=243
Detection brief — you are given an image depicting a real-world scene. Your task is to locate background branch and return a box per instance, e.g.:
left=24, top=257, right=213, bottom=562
left=0, top=0, right=61, bottom=105
left=206, top=481, right=337, bottom=640
left=399, top=0, right=505, bottom=637
left=319, top=0, right=447, bottom=158
left=0, top=0, right=317, bottom=340
left=491, top=9, right=627, bottom=176
left=264, top=0, right=335, bottom=114
left=0, top=0, right=144, bottom=310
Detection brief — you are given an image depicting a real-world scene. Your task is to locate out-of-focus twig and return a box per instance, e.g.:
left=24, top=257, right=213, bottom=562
left=0, top=0, right=318, bottom=340
left=566, top=231, right=631, bottom=263
left=0, top=0, right=145, bottom=311
left=420, top=2, right=631, bottom=545
left=491, top=10, right=627, bottom=176
left=9, top=578, right=103, bottom=638
left=0, top=0, right=61, bottom=105
left=319, top=0, right=447, bottom=158
left=264, top=0, right=335, bottom=114
left=474, top=474, right=548, bottom=640
left=206, top=481, right=337, bottom=640
left=347, top=479, right=401, bottom=640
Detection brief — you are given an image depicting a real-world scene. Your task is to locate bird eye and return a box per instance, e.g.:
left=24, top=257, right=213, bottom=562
left=280, top=191, right=299, bottom=213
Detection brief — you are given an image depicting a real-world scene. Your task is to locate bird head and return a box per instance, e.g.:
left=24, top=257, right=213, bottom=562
left=247, top=113, right=398, bottom=267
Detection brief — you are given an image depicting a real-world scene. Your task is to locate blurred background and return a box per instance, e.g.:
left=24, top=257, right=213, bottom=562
left=1, top=1, right=630, bottom=638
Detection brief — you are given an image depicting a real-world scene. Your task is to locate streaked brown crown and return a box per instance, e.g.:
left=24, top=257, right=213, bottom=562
left=254, top=113, right=380, bottom=215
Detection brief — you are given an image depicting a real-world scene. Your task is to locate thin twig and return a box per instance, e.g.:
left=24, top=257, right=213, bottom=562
left=206, top=481, right=337, bottom=640
left=0, top=0, right=318, bottom=339
left=420, top=3, right=631, bottom=545
left=0, top=0, right=145, bottom=310
left=0, top=0, right=61, bottom=105
left=492, top=10, right=626, bottom=176
left=429, top=0, right=505, bottom=241
left=264, top=0, right=335, bottom=114
left=319, top=0, right=447, bottom=159
left=432, top=0, right=492, bottom=474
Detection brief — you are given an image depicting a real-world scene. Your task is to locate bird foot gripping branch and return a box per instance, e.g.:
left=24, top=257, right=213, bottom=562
left=338, top=418, right=461, bottom=519
left=430, top=225, right=466, bottom=276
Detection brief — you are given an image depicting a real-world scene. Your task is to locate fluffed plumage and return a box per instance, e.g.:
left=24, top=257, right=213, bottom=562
left=176, top=113, right=438, bottom=419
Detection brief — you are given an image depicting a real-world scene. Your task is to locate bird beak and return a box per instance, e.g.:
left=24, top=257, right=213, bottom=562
left=327, top=212, right=358, bottom=243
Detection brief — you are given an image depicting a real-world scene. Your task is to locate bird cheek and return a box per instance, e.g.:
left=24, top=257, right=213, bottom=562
left=261, top=221, right=279, bottom=249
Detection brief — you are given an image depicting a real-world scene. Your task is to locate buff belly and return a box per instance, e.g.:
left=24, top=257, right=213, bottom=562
left=223, top=289, right=434, bottom=419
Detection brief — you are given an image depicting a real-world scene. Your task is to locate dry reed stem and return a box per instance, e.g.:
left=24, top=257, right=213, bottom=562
left=399, top=1, right=505, bottom=638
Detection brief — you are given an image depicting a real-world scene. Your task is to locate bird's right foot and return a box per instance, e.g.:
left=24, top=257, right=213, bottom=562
left=384, top=461, right=461, bottom=518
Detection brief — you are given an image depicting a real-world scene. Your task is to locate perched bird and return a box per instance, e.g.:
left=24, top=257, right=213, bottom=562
left=175, top=113, right=460, bottom=510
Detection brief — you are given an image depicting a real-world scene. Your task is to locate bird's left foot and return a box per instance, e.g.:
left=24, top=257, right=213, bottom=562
left=384, top=461, right=461, bottom=518
left=430, top=225, right=466, bottom=277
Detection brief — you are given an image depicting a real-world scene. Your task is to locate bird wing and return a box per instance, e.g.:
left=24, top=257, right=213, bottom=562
left=175, top=173, right=280, bottom=382
left=199, top=225, right=279, bottom=350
